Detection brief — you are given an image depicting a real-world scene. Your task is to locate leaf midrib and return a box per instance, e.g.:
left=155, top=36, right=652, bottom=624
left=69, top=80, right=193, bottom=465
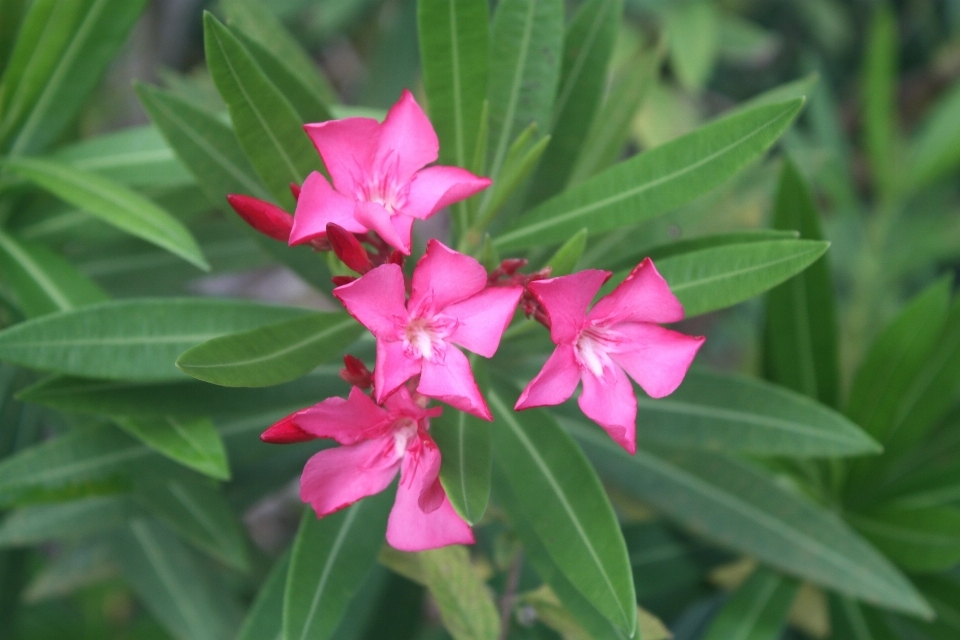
left=665, top=245, right=824, bottom=293
left=0, top=229, right=73, bottom=311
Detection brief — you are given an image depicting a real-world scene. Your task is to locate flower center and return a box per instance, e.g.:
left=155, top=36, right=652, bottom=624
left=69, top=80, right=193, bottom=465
left=574, top=324, right=620, bottom=377
left=403, top=314, right=455, bottom=361
left=392, top=418, right=419, bottom=459
left=358, top=153, right=409, bottom=213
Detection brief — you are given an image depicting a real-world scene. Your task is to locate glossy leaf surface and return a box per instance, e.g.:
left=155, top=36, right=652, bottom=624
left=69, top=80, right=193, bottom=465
left=431, top=407, right=491, bottom=525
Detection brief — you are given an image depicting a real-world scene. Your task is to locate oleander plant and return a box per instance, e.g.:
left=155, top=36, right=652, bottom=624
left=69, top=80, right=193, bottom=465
left=0, top=0, right=959, bottom=639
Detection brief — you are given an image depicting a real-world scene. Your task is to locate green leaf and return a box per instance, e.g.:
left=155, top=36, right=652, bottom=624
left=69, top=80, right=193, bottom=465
left=475, top=125, right=551, bottom=227
left=116, top=416, right=229, bottom=480
left=567, top=52, right=657, bottom=185
left=607, top=239, right=828, bottom=318
left=134, top=83, right=333, bottom=293
left=605, top=369, right=879, bottom=456
left=221, top=0, right=338, bottom=106
left=543, top=228, right=588, bottom=277
left=0, top=496, right=134, bottom=546
left=847, top=505, right=960, bottom=573
left=525, top=0, right=621, bottom=205
left=565, top=421, right=932, bottom=618
left=3, top=157, right=208, bottom=270
left=494, top=99, right=804, bottom=251
left=0, top=228, right=107, bottom=318
left=829, top=596, right=900, bottom=640
left=0, top=297, right=309, bottom=381
left=729, top=73, right=820, bottom=116
left=418, top=0, right=489, bottom=168
left=486, top=0, right=563, bottom=182
left=488, top=382, right=636, bottom=635
left=913, top=575, right=960, bottom=639
left=22, top=541, right=118, bottom=604
left=419, top=545, right=500, bottom=640
left=905, top=78, right=960, bottom=190
left=176, top=312, right=363, bottom=388
left=236, top=551, right=290, bottom=640
left=133, top=471, right=248, bottom=570
left=846, top=276, right=952, bottom=444
left=862, top=5, right=899, bottom=193
left=0, top=0, right=25, bottom=73
left=431, top=407, right=491, bottom=525
left=702, top=567, right=799, bottom=640
left=0, top=0, right=148, bottom=155
left=763, top=160, right=840, bottom=408
left=111, top=518, right=243, bottom=640
left=15, top=369, right=345, bottom=419
left=642, top=229, right=799, bottom=263
left=203, top=11, right=320, bottom=209
left=284, top=493, right=393, bottom=640
left=665, top=1, right=720, bottom=91
left=52, top=124, right=193, bottom=189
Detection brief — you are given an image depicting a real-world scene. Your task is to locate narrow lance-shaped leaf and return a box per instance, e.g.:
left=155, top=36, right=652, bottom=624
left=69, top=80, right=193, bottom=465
left=116, top=416, right=229, bottom=480
left=134, top=82, right=334, bottom=293
left=418, top=545, right=500, bottom=640
left=431, top=407, right=491, bottom=525
left=564, top=420, right=932, bottom=618
left=701, top=567, right=799, bottom=640
left=665, top=2, right=720, bottom=91
left=862, top=5, right=899, bottom=194
left=598, top=239, right=828, bottom=319
left=236, top=551, right=290, bottom=640
left=495, top=98, right=804, bottom=251
left=283, top=491, right=394, bottom=640
left=526, top=0, right=621, bottom=205
left=203, top=12, right=319, bottom=209
left=3, top=157, right=208, bottom=270
left=571, top=369, right=878, bottom=457
left=418, top=0, right=489, bottom=169
left=1, top=0, right=148, bottom=155
left=763, top=159, right=841, bottom=408
left=111, top=519, right=244, bottom=640
left=0, top=496, right=135, bottom=547
left=905, top=77, right=960, bottom=191
left=176, top=312, right=363, bottom=388
left=0, top=298, right=309, bottom=381
left=486, top=0, right=563, bottom=182
left=0, top=228, right=107, bottom=318
left=488, top=381, right=637, bottom=635
left=846, top=504, right=960, bottom=574
left=132, top=470, right=249, bottom=570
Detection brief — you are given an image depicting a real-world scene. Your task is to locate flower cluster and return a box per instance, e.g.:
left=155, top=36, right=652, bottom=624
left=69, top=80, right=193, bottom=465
left=228, top=92, right=703, bottom=551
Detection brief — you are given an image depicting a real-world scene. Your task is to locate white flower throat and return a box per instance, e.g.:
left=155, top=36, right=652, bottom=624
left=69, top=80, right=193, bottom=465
left=403, top=314, right=456, bottom=361
left=574, top=324, right=621, bottom=376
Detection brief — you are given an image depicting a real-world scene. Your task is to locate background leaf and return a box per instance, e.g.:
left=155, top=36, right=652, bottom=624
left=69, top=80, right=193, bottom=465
left=116, top=417, right=229, bottom=480
left=176, top=312, right=362, bottom=387
left=431, top=407, right=491, bottom=526
left=701, top=567, right=799, bottom=640
left=419, top=545, right=500, bottom=640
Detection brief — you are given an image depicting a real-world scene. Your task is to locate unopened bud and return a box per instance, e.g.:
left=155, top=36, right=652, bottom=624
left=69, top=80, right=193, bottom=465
left=327, top=223, right=374, bottom=274
left=226, top=194, right=293, bottom=242
left=340, top=355, right=373, bottom=389
left=331, top=275, right=357, bottom=287
left=261, top=413, right=316, bottom=444
left=290, top=182, right=301, bottom=201
left=387, top=250, right=405, bottom=266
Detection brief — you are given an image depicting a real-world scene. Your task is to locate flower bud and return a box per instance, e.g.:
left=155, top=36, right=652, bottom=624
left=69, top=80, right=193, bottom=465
left=340, top=355, right=373, bottom=389
left=331, top=275, right=357, bottom=287
left=290, top=182, right=301, bottom=201
left=226, top=194, right=293, bottom=242
left=326, top=223, right=374, bottom=274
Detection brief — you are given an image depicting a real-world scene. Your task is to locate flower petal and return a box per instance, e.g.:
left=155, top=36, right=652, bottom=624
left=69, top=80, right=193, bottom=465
left=304, top=117, right=380, bottom=195
left=587, top=257, right=684, bottom=325
left=528, top=270, right=611, bottom=344
left=386, top=438, right=474, bottom=551
left=418, top=346, right=491, bottom=420
left=374, top=339, right=422, bottom=404
left=579, top=364, right=637, bottom=454
left=403, top=165, right=492, bottom=220
left=334, top=263, right=408, bottom=338
left=446, top=286, right=523, bottom=357
left=354, top=201, right=412, bottom=254
left=292, top=387, right=391, bottom=444
left=289, top=172, right=365, bottom=245
left=515, top=344, right=582, bottom=410
left=611, top=323, right=704, bottom=399
left=408, top=239, right=488, bottom=314
left=300, top=437, right=401, bottom=518
left=376, top=90, right=439, bottom=184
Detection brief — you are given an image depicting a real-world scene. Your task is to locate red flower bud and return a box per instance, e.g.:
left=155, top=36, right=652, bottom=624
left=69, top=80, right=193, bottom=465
left=340, top=355, right=373, bottom=389
left=290, top=182, right=301, bottom=201
left=261, top=413, right=316, bottom=444
left=326, top=223, right=374, bottom=274
left=331, top=275, right=357, bottom=287
left=226, top=194, right=293, bottom=242
left=387, top=250, right=405, bottom=266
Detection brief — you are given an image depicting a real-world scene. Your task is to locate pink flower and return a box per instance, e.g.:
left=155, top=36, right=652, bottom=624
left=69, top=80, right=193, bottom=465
left=289, top=90, right=492, bottom=254
left=288, top=386, right=473, bottom=551
left=334, top=239, right=523, bottom=420
left=515, top=259, right=705, bottom=454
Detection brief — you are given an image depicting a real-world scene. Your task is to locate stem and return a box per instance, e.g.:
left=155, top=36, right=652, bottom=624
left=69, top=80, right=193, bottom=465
left=497, top=551, right=524, bottom=640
